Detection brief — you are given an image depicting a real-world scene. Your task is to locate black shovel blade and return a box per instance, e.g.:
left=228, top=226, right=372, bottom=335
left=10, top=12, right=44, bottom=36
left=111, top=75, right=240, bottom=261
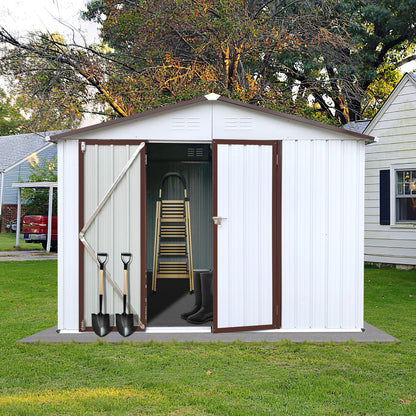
left=116, top=312, right=134, bottom=337
left=92, top=312, right=110, bottom=337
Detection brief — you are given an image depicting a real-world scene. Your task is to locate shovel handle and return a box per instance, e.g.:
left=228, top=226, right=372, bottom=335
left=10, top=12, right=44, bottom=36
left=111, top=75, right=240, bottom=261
left=121, top=253, right=132, bottom=269
left=97, top=252, right=108, bottom=269
left=123, top=269, right=128, bottom=295
left=99, top=269, right=104, bottom=296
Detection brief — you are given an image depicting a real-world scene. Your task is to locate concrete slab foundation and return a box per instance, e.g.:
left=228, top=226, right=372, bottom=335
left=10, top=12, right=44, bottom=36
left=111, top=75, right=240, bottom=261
left=19, top=322, right=398, bottom=344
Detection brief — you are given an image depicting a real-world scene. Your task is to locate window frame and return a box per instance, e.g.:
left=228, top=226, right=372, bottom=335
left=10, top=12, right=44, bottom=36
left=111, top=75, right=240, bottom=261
left=390, top=164, right=416, bottom=226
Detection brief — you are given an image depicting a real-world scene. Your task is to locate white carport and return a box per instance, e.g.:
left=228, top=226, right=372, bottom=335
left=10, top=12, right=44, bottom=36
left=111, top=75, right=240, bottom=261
left=12, top=181, right=57, bottom=253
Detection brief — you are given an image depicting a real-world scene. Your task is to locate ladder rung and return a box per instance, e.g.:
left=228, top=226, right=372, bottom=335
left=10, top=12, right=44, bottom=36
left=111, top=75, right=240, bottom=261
left=160, top=218, right=185, bottom=222
left=156, top=273, right=190, bottom=279
left=159, top=262, right=188, bottom=272
left=159, top=244, right=187, bottom=255
left=162, top=204, right=184, bottom=208
left=161, top=201, right=185, bottom=216
left=162, top=214, right=184, bottom=218
left=161, top=225, right=185, bottom=237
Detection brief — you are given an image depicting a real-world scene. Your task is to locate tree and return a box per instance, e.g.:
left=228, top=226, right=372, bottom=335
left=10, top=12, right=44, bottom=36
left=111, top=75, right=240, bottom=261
left=83, top=0, right=416, bottom=123
left=0, top=29, right=125, bottom=128
left=0, top=88, right=27, bottom=135
left=0, top=1, right=351, bottom=125
left=1, top=1, right=415, bottom=126
left=21, top=157, right=57, bottom=215
left=82, top=0, right=353, bottom=121
left=279, top=0, right=416, bottom=122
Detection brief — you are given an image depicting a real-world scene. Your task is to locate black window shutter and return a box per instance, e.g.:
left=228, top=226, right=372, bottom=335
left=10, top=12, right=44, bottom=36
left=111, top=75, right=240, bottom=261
left=379, top=170, right=390, bottom=225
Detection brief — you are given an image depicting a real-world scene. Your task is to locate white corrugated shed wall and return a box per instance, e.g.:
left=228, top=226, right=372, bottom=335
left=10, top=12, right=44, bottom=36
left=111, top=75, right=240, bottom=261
left=82, top=144, right=142, bottom=328
left=58, top=139, right=79, bottom=331
left=365, top=77, right=416, bottom=265
left=281, top=139, right=364, bottom=330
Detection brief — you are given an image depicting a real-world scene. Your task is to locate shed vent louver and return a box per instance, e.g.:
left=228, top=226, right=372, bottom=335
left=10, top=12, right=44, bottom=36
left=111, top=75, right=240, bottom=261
left=224, top=117, right=253, bottom=130
left=172, top=117, right=201, bottom=131
left=187, top=146, right=205, bottom=158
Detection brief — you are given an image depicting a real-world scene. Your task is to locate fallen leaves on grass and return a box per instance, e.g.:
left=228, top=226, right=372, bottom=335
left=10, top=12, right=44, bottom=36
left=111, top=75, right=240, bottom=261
left=0, top=387, right=152, bottom=407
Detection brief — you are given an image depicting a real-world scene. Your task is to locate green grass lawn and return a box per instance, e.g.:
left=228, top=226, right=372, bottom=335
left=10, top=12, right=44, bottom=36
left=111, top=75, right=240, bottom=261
left=0, top=233, right=42, bottom=251
left=0, top=261, right=415, bottom=415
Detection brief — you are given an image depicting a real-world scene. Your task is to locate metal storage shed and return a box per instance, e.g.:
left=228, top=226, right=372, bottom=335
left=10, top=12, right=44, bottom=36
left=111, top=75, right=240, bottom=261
left=52, top=94, right=373, bottom=335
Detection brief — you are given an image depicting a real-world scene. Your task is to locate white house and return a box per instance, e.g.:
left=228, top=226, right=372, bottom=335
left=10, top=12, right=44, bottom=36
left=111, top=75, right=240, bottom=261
left=349, top=73, right=416, bottom=266
left=52, top=94, right=373, bottom=335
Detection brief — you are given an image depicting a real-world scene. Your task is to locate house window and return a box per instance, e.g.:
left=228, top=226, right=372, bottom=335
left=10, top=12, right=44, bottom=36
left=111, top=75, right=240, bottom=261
left=396, top=170, right=416, bottom=222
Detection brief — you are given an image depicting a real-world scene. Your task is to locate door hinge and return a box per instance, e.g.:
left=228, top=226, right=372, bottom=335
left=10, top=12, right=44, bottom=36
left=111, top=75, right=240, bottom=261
left=81, top=141, right=86, bottom=153
left=145, top=153, right=148, bottom=165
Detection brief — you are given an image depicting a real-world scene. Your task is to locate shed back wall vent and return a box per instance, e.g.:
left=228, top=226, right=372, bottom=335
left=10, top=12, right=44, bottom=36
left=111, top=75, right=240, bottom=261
left=172, top=117, right=201, bottom=131
left=224, top=117, right=253, bottom=130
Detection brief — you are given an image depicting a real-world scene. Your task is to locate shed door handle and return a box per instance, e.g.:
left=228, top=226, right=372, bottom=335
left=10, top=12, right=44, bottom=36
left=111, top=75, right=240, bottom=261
left=212, top=216, right=227, bottom=226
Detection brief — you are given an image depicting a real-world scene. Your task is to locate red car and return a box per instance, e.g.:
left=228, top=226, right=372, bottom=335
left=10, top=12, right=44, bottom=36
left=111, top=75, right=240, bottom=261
left=22, top=215, right=58, bottom=251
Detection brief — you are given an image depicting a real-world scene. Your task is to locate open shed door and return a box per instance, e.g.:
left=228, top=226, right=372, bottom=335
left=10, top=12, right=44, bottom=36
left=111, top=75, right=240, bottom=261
left=213, top=140, right=280, bottom=333
left=79, top=141, right=146, bottom=332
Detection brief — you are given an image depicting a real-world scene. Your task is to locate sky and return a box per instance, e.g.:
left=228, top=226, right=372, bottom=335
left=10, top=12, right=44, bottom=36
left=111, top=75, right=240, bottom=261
left=0, top=0, right=100, bottom=43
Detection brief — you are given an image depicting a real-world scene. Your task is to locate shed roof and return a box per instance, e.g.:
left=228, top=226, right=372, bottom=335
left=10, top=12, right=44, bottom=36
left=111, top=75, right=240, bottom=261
left=52, top=95, right=374, bottom=142
left=344, top=120, right=371, bottom=134
left=0, top=130, right=64, bottom=171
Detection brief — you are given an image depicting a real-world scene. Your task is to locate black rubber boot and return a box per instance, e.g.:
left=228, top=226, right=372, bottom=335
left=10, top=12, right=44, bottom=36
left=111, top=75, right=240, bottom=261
left=187, top=271, right=213, bottom=324
left=180, top=271, right=202, bottom=320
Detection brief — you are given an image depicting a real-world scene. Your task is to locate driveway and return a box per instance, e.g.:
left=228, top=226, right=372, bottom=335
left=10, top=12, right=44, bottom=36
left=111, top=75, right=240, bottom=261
left=0, top=250, right=57, bottom=261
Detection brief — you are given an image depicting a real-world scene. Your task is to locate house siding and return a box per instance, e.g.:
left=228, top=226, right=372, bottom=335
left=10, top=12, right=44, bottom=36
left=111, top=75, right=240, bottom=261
left=2, top=144, right=56, bottom=205
left=364, top=75, right=416, bottom=266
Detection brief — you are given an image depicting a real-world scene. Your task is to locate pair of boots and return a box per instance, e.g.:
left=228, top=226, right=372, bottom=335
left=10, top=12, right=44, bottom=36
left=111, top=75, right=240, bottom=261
left=181, top=271, right=213, bottom=324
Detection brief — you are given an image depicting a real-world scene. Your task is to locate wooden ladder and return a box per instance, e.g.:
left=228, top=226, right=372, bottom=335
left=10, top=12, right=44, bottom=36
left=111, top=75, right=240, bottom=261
left=152, top=173, right=194, bottom=292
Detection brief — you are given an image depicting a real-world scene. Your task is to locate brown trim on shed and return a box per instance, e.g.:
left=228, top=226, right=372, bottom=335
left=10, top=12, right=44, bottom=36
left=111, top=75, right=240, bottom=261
left=275, top=140, right=282, bottom=329
left=78, top=141, right=85, bottom=331
left=212, top=139, right=281, bottom=334
left=139, top=145, right=147, bottom=330
left=212, top=139, right=278, bottom=145
left=212, top=141, right=218, bottom=333
left=77, top=139, right=148, bottom=146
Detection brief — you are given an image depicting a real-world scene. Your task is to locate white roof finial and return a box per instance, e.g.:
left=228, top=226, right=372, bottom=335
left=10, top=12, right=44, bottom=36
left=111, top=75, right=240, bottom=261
left=205, top=93, right=220, bottom=101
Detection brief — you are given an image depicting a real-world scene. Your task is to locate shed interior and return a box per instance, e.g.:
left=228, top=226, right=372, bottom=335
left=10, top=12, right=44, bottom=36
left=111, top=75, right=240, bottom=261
left=146, top=143, right=213, bottom=327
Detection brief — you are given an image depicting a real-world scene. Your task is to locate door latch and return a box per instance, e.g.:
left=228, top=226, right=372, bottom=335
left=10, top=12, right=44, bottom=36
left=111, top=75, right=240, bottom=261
left=212, top=216, right=227, bottom=226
